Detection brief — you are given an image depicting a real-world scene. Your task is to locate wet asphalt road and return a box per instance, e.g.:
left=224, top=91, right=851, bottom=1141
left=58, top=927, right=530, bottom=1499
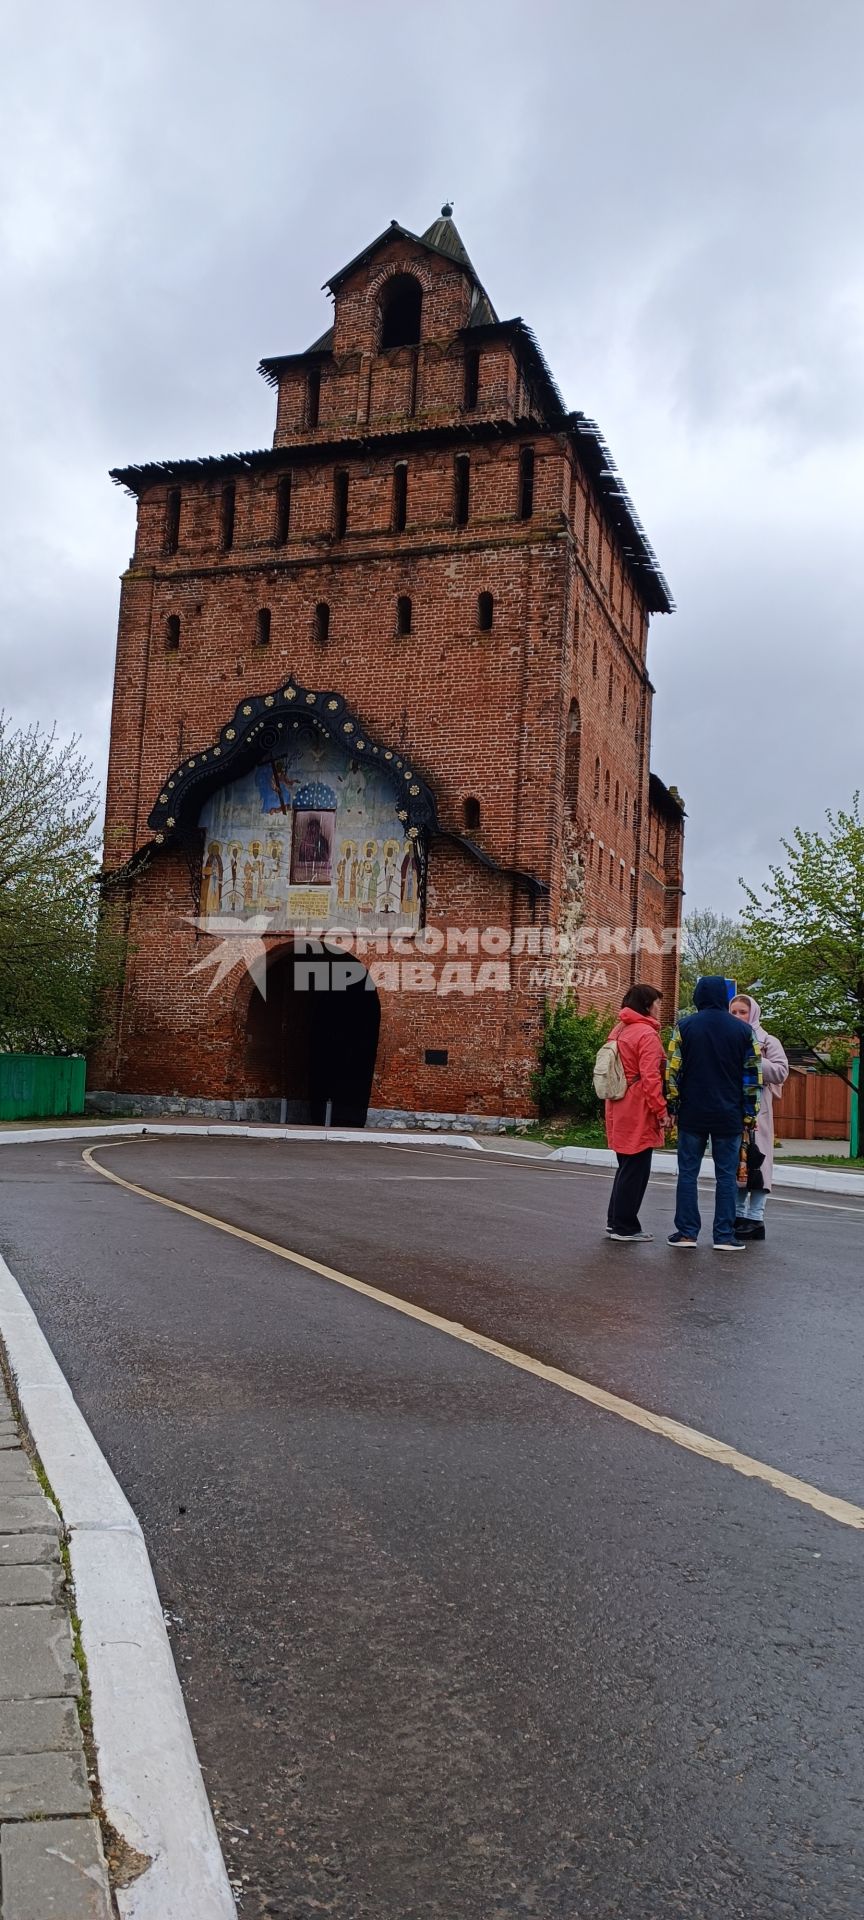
left=1, top=1135, right=863, bottom=1919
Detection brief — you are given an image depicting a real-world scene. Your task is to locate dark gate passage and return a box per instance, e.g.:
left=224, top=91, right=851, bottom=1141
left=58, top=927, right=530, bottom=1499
left=244, top=947, right=380, bottom=1127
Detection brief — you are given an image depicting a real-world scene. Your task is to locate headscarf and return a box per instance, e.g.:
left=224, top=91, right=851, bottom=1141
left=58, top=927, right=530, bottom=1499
left=735, top=993, right=767, bottom=1043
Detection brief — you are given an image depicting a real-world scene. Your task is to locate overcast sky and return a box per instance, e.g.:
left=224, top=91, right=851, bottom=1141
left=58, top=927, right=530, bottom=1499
left=2, top=0, right=861, bottom=916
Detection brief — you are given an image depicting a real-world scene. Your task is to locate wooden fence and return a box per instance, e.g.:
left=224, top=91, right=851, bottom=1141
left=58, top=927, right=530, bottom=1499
left=0, top=1054, right=86, bottom=1122
left=772, top=1067, right=851, bottom=1140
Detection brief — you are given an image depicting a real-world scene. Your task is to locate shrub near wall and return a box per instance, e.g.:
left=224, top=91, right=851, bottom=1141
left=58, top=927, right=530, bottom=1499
left=531, top=999, right=613, bottom=1121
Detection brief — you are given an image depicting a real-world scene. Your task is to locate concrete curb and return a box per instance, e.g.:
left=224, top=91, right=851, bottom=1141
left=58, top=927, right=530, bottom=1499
left=0, top=1254, right=236, bottom=1920
left=548, top=1143, right=864, bottom=1196
left=0, top=1121, right=484, bottom=1151
left=1, top=1122, right=861, bottom=1191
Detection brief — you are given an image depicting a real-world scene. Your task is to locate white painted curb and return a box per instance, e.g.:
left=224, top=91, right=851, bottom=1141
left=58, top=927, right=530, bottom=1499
left=0, top=1253, right=236, bottom=1920
left=0, top=1121, right=483, bottom=1150
left=548, top=1143, right=864, bottom=1196
left=1, top=1121, right=861, bottom=1191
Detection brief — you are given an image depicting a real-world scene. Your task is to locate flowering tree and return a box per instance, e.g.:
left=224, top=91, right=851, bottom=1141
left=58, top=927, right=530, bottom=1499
left=740, top=795, right=864, bottom=1154
left=0, top=715, right=113, bottom=1052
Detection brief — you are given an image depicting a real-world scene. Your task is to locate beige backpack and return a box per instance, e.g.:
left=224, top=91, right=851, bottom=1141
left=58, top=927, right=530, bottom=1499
left=593, top=1032, right=629, bottom=1101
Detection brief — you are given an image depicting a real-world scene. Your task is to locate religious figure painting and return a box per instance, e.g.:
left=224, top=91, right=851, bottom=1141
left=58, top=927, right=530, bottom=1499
left=197, top=730, right=422, bottom=933
left=290, top=810, right=335, bottom=887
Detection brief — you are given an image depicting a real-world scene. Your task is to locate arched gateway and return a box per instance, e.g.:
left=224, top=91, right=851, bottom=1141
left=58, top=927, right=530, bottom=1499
left=243, top=943, right=381, bottom=1128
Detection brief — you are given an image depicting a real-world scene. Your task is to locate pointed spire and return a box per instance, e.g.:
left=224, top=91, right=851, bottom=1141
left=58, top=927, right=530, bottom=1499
left=421, top=203, right=474, bottom=272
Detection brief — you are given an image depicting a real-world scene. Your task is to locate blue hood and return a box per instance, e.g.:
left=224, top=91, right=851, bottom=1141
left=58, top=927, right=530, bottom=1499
left=693, top=974, right=731, bottom=1012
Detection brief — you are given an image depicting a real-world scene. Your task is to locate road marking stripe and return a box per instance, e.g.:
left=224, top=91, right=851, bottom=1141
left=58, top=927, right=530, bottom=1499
left=82, top=1143, right=864, bottom=1533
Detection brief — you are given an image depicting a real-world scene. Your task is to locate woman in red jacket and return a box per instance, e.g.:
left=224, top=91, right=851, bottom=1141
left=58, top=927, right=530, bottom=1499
left=605, top=983, right=670, bottom=1241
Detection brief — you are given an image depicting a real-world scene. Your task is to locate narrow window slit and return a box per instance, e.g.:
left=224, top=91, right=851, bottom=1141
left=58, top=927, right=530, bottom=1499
left=275, top=474, right=292, bottom=544
left=518, top=446, right=535, bottom=519
left=220, top=483, right=235, bottom=552
left=393, top=462, right=408, bottom=533
left=454, top=454, right=470, bottom=527
left=333, top=471, right=349, bottom=539
left=164, top=488, right=180, bottom=555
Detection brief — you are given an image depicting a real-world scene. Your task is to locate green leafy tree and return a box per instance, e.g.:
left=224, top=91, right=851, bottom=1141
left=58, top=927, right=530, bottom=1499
left=0, top=715, right=118, bottom=1053
left=679, top=907, right=746, bottom=1008
left=739, top=795, right=864, bottom=1152
left=532, top=997, right=613, bottom=1119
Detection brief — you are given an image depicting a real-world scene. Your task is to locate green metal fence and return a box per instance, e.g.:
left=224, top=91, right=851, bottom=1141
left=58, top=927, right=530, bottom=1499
left=0, top=1055, right=86, bottom=1122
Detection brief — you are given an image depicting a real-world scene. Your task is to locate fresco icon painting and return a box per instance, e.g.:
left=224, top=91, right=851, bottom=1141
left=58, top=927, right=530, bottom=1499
left=198, top=733, right=421, bottom=934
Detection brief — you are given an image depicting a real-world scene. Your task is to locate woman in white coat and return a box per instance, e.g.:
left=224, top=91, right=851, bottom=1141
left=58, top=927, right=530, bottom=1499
left=730, top=994, right=789, bottom=1240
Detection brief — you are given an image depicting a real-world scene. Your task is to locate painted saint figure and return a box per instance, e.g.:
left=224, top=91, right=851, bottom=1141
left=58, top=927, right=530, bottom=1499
left=376, top=838, right=402, bottom=916
left=200, top=841, right=223, bottom=918
left=291, top=811, right=333, bottom=886
left=336, top=840, right=357, bottom=907
left=357, top=839, right=380, bottom=913
left=401, top=839, right=420, bottom=911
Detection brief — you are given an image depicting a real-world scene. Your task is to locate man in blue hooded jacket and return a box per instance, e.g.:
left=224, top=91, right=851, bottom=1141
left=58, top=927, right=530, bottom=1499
left=665, top=975, right=762, bottom=1249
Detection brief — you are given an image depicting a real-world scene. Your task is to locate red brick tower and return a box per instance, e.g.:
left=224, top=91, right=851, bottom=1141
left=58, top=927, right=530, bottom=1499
left=92, top=208, right=682, bottom=1126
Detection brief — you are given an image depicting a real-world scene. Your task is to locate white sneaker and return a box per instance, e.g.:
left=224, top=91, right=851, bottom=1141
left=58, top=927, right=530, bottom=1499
left=713, top=1240, right=746, bottom=1252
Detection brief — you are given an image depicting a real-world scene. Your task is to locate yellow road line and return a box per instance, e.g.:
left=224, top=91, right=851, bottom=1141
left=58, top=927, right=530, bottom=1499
left=82, top=1142, right=864, bottom=1533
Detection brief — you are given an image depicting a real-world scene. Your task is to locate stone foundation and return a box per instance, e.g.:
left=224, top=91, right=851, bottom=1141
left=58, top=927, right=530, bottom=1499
left=84, top=1090, right=527, bottom=1134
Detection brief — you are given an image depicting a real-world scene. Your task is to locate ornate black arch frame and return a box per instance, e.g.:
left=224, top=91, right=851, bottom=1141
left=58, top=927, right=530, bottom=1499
left=147, top=677, right=438, bottom=850
left=137, top=677, right=547, bottom=902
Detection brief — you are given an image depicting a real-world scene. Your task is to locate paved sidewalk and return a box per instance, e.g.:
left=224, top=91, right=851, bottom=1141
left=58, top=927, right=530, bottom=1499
left=0, top=1379, right=113, bottom=1919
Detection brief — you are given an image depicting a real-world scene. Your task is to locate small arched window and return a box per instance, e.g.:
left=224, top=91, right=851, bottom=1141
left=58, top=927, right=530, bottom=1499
left=463, top=796, right=481, bottom=831
left=623, top=791, right=629, bottom=829
left=477, top=591, right=494, bottom=631
left=255, top=607, right=271, bottom=647
left=313, top=601, right=330, bottom=644
left=609, top=852, right=614, bottom=883
left=619, top=861, right=625, bottom=892
left=604, top=770, right=610, bottom=805
left=622, top=685, right=628, bottom=725
left=614, top=780, right=619, bottom=813
left=165, top=613, right=180, bottom=650
left=392, top=462, right=408, bottom=533
left=380, top=274, right=423, bottom=349
left=608, top=662, right=614, bottom=702
left=594, top=756, right=601, bottom=799
left=397, top=595, right=412, bottom=636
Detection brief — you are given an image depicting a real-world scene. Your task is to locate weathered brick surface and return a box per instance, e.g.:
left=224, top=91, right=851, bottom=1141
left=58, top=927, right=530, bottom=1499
left=95, top=223, right=682, bottom=1115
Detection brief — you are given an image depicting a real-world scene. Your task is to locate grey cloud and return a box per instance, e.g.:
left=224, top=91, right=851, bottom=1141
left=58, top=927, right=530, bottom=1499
left=1, top=0, right=862, bottom=917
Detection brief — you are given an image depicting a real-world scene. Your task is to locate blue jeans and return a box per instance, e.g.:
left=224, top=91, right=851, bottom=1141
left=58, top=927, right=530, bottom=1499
left=736, top=1187, right=767, bottom=1222
left=675, top=1130, right=741, bottom=1243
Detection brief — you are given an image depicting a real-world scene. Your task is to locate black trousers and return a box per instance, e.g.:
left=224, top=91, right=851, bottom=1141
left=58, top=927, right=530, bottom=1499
left=607, top=1148, right=654, bottom=1236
